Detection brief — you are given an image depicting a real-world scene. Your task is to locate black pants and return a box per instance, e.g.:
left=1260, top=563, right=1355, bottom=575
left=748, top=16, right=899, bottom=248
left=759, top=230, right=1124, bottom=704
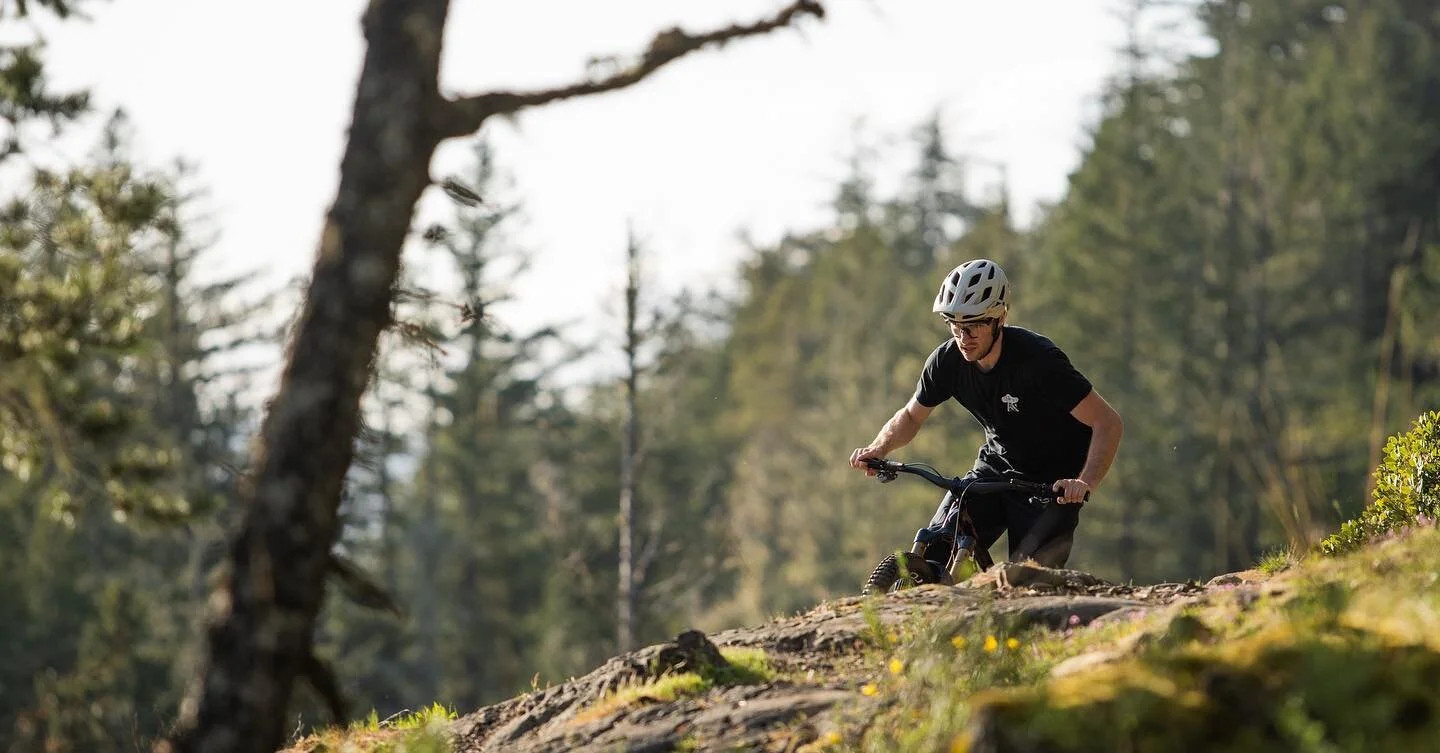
left=924, top=486, right=1081, bottom=568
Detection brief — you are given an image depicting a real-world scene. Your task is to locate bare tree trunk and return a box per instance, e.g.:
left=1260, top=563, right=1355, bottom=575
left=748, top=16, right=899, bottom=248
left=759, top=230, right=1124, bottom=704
left=160, top=4, right=448, bottom=752
left=158, top=3, right=823, bottom=751
left=1115, top=2, right=1143, bottom=582
left=1211, top=3, right=1244, bottom=576
left=618, top=229, right=642, bottom=653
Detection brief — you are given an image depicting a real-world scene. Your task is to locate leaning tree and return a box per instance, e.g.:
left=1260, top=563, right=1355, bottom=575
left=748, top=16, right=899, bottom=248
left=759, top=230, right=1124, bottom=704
left=156, top=2, right=824, bottom=752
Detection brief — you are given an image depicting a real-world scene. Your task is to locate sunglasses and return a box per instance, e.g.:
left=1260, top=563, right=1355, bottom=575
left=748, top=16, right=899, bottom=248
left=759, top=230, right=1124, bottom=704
left=940, top=317, right=996, bottom=337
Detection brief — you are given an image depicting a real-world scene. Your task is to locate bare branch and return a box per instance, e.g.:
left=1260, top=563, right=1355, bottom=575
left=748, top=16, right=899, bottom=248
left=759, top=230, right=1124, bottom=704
left=437, top=1, right=824, bottom=139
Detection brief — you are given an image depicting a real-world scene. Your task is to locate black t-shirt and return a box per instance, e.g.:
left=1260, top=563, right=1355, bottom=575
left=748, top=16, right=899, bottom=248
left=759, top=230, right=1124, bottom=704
left=914, top=326, right=1094, bottom=483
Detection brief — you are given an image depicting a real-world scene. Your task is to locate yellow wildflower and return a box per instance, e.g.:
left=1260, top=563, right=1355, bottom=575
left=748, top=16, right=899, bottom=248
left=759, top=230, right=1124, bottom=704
left=983, top=635, right=998, bottom=652
left=888, top=658, right=905, bottom=675
left=1006, top=637, right=1020, bottom=650
left=951, top=635, right=967, bottom=649
left=823, top=731, right=843, bottom=745
left=861, top=683, right=879, bottom=696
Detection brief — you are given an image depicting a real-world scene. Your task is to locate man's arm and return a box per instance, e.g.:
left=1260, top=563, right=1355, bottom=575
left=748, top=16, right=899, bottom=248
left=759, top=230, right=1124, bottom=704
left=1053, top=389, right=1124, bottom=501
left=849, top=397, right=935, bottom=471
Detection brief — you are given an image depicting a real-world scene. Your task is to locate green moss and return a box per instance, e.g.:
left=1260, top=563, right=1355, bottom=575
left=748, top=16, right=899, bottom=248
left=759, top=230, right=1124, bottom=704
left=576, top=672, right=713, bottom=723
left=952, top=528, right=1440, bottom=753
left=371, top=727, right=451, bottom=753
left=713, top=645, right=774, bottom=685
left=389, top=703, right=458, bottom=730
left=968, top=635, right=1440, bottom=753
left=572, top=646, right=776, bottom=724
left=292, top=704, right=455, bottom=753
left=854, top=526, right=1440, bottom=753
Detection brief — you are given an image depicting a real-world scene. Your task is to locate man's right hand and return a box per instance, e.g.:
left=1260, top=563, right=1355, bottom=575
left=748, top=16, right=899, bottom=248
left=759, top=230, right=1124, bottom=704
left=849, top=446, right=885, bottom=475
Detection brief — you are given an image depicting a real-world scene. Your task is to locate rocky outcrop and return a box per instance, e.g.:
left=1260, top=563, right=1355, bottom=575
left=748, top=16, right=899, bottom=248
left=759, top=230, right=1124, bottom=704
left=403, top=564, right=1226, bottom=752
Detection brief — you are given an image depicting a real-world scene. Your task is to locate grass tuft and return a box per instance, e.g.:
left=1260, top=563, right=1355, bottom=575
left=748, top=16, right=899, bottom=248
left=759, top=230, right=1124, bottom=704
left=571, top=645, right=776, bottom=725
left=1256, top=546, right=1295, bottom=575
left=286, top=703, right=456, bottom=752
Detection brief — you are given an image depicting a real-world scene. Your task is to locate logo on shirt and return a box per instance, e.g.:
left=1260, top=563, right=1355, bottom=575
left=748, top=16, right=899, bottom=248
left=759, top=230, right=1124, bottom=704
left=1001, top=393, right=1020, bottom=413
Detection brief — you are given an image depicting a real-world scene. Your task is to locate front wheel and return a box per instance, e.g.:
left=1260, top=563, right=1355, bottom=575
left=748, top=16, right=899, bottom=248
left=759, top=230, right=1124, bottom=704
left=862, top=552, right=940, bottom=596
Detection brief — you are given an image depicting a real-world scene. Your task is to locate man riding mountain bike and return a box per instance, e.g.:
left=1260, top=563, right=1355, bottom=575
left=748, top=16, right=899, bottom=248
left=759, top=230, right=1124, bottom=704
left=849, top=258, right=1124, bottom=569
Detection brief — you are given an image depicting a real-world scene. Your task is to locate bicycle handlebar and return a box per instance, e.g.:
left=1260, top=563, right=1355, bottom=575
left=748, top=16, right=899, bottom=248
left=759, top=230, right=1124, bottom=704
left=863, top=457, right=1087, bottom=502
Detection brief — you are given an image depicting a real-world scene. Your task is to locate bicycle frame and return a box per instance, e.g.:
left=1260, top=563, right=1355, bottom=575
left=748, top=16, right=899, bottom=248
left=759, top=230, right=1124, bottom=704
left=865, top=458, right=1062, bottom=584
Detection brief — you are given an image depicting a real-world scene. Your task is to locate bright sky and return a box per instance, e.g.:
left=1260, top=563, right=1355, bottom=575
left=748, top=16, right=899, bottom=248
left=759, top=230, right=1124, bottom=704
left=34, top=0, right=1134, bottom=387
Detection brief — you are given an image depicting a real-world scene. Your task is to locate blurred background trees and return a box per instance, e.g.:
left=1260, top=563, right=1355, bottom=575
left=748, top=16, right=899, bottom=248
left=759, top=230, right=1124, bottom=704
left=3, top=0, right=1438, bottom=748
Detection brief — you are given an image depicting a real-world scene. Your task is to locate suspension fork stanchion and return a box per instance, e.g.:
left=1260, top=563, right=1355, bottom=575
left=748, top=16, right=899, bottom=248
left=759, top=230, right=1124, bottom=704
left=947, top=506, right=982, bottom=581
left=947, top=534, right=977, bottom=581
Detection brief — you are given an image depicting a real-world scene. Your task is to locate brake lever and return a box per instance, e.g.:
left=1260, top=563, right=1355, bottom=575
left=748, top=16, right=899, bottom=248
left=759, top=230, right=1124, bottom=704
left=1029, top=491, right=1090, bottom=505
left=864, top=459, right=899, bottom=483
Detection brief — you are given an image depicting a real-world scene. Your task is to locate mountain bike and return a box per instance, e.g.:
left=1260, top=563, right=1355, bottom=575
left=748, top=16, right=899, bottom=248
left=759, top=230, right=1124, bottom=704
left=859, top=457, right=1083, bottom=596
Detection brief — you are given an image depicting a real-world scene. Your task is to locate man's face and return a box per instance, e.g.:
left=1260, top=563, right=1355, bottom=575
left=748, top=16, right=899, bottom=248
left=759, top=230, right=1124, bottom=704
left=945, top=317, right=999, bottom=361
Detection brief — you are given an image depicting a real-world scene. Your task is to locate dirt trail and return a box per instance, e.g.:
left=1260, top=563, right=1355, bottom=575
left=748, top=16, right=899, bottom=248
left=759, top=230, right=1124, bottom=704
left=439, top=563, right=1241, bottom=753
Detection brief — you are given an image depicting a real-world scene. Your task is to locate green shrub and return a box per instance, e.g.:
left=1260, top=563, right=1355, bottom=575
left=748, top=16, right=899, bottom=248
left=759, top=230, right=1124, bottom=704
left=1320, top=411, right=1440, bottom=556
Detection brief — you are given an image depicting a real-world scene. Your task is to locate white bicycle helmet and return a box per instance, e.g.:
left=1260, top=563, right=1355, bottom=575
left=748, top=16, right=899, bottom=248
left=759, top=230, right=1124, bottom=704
left=933, top=259, right=1009, bottom=322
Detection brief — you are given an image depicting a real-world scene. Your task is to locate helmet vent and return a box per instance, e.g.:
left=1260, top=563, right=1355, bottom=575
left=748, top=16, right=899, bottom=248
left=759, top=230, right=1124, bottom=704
left=932, top=259, right=1009, bottom=319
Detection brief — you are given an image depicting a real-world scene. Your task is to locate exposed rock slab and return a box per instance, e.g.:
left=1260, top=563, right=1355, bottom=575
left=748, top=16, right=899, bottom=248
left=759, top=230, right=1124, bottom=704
left=427, top=564, right=1238, bottom=752
left=992, top=595, right=1152, bottom=631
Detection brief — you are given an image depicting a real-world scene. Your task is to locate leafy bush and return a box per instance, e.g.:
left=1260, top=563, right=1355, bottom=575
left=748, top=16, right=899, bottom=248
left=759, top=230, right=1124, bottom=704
left=1320, top=411, right=1440, bottom=556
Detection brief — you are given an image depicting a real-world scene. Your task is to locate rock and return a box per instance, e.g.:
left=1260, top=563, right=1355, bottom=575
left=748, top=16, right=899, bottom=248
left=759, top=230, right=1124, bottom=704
left=995, top=562, right=1115, bottom=591
left=1159, top=612, right=1214, bottom=645
left=1132, top=582, right=1208, bottom=601
left=481, top=685, right=856, bottom=753
left=1050, top=649, right=1126, bottom=678
left=1048, top=610, right=1207, bottom=680
left=712, top=586, right=984, bottom=655
left=993, top=595, right=1149, bottom=631
left=1087, top=605, right=1152, bottom=627
left=1205, top=569, right=1264, bottom=587
left=437, top=565, right=1228, bottom=753
left=651, top=630, right=728, bottom=676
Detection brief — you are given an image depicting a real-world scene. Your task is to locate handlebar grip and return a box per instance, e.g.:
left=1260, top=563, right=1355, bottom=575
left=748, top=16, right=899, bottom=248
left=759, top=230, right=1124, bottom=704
left=1021, top=482, right=1088, bottom=504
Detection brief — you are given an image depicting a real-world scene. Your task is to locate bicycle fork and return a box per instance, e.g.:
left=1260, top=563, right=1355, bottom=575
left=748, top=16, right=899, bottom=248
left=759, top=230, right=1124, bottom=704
left=911, top=496, right=980, bottom=583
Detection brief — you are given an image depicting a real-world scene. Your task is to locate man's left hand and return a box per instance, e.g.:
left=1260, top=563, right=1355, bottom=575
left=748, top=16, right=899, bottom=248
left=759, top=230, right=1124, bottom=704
left=1052, top=478, right=1091, bottom=504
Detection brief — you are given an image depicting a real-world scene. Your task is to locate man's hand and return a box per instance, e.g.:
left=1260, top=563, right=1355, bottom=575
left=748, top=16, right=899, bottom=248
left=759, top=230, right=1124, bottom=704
left=1052, top=478, right=1091, bottom=504
left=849, top=446, right=885, bottom=475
